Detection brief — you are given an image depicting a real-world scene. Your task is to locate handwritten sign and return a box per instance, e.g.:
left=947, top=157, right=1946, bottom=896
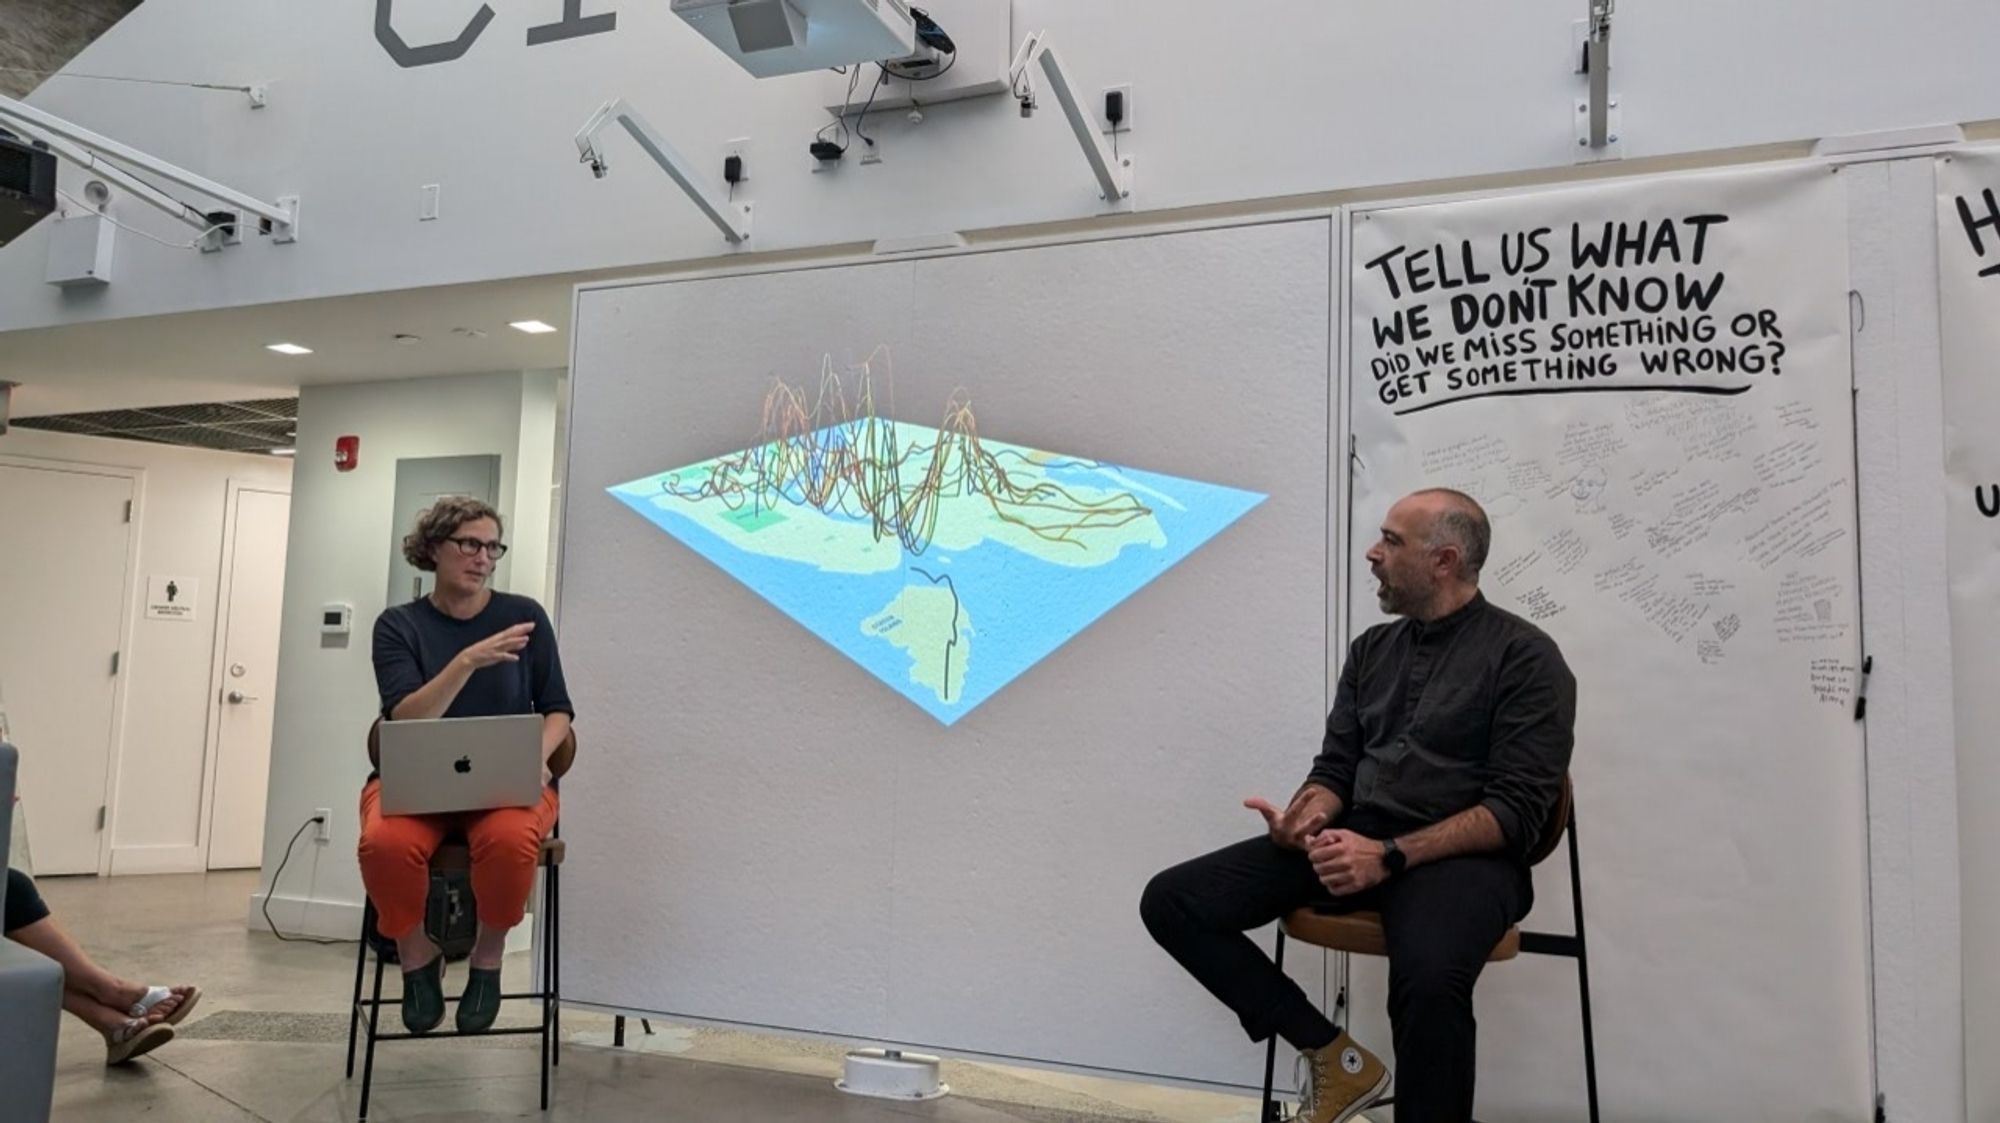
left=1357, top=180, right=1815, bottom=418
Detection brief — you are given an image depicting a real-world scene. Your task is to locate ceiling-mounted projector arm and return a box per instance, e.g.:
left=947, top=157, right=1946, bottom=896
left=575, top=97, right=751, bottom=245
left=8, top=125, right=213, bottom=233
left=1007, top=31, right=1130, bottom=205
left=0, top=93, right=297, bottom=240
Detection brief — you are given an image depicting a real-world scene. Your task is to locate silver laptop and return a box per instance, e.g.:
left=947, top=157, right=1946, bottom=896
left=377, top=715, right=544, bottom=816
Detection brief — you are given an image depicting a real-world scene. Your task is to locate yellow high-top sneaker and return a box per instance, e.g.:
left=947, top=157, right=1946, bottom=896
left=1288, top=1031, right=1391, bottom=1123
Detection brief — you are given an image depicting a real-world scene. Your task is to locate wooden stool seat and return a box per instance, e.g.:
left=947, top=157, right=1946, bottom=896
left=1281, top=908, right=1521, bottom=962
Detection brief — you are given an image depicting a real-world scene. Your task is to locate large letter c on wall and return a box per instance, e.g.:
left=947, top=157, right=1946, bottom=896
left=375, top=0, right=496, bottom=68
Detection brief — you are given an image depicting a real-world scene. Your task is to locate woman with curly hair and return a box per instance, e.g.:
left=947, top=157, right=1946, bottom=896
left=358, top=496, right=573, bottom=1034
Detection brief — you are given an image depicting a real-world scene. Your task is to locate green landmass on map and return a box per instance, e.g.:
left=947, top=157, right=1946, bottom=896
left=862, top=584, right=972, bottom=703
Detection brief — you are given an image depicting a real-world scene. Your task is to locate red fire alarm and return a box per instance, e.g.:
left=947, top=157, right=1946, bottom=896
left=334, top=435, right=360, bottom=471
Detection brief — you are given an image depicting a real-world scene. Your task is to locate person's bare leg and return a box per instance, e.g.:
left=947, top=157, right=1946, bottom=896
left=63, top=990, right=139, bottom=1036
left=7, top=917, right=190, bottom=1021
left=390, top=915, right=441, bottom=970
left=469, top=922, right=509, bottom=970
left=394, top=928, right=442, bottom=971
left=68, top=990, right=178, bottom=1065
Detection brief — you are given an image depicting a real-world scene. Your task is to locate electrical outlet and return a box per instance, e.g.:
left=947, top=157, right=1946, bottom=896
left=419, top=184, right=441, bottom=221
left=720, top=137, right=752, bottom=187
left=1098, top=84, right=1133, bottom=135
left=313, top=809, right=331, bottom=843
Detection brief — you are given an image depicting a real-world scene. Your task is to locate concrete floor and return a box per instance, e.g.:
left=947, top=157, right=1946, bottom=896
left=30, top=870, right=1297, bottom=1123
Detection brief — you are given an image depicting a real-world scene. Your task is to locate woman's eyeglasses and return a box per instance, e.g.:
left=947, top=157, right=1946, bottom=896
left=447, top=536, right=509, bottom=559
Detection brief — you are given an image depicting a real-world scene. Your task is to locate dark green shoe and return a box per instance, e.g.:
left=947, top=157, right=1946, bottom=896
left=400, top=957, right=445, bottom=1034
left=456, top=968, right=503, bottom=1034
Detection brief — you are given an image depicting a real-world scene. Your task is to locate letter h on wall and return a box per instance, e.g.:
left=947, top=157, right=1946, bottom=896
left=1959, top=187, right=2000, bottom=279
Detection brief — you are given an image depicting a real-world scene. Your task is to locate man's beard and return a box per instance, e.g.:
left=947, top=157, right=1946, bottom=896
left=1375, top=576, right=1400, bottom=614
left=1375, top=573, right=1424, bottom=616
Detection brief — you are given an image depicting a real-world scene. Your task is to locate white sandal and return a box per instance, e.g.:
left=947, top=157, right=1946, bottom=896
left=104, top=1018, right=174, bottom=1065
left=130, top=984, right=201, bottom=1026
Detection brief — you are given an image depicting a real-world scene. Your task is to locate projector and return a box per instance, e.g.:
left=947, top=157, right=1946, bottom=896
left=670, top=0, right=917, bottom=79
left=0, top=131, right=57, bottom=248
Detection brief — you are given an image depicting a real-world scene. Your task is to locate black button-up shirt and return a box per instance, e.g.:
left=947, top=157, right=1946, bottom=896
left=1308, top=593, right=1576, bottom=860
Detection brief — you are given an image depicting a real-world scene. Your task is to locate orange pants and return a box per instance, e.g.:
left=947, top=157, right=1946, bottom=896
left=356, top=778, right=559, bottom=939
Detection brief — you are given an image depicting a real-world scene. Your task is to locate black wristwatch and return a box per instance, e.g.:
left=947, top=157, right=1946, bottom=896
left=1381, top=838, right=1407, bottom=878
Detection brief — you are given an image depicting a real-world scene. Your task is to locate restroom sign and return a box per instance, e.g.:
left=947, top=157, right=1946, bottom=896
left=146, top=576, right=198, bottom=622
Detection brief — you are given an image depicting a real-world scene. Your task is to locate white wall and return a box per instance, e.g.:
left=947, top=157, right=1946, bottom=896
left=1, top=0, right=1996, bottom=332
left=546, top=373, right=569, bottom=613
left=252, top=370, right=559, bottom=937
left=509, top=370, right=561, bottom=606
left=1846, top=154, right=1966, bottom=1123
left=0, top=427, right=290, bottom=873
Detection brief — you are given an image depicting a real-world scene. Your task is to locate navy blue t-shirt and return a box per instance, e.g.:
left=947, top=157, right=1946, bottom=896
left=372, top=593, right=575, bottom=724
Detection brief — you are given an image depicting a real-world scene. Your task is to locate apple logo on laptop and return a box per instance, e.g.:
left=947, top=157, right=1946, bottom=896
left=453, top=756, right=472, bottom=774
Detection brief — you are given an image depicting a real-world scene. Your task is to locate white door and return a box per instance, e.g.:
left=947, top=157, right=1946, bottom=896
left=0, top=463, right=133, bottom=875
left=205, top=486, right=290, bottom=870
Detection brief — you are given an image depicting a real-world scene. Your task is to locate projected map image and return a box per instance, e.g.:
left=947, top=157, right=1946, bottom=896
left=609, top=355, right=1265, bottom=724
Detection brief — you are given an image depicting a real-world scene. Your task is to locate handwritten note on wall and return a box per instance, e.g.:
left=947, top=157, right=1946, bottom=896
left=1352, top=162, right=1859, bottom=694
left=1358, top=212, right=1797, bottom=418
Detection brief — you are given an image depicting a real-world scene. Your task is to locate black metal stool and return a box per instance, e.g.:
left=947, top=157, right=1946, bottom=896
left=342, top=720, right=575, bottom=1121
left=344, top=834, right=563, bottom=1121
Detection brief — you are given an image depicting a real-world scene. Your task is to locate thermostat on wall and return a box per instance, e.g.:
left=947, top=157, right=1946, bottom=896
left=320, top=603, right=353, bottom=635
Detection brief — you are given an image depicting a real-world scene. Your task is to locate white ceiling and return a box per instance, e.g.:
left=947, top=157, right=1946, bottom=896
left=0, top=223, right=880, bottom=418
left=0, top=270, right=591, bottom=418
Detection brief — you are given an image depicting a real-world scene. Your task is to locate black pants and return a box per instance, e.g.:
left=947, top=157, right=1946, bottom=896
left=1140, top=835, right=1530, bottom=1123
left=5, top=867, right=52, bottom=934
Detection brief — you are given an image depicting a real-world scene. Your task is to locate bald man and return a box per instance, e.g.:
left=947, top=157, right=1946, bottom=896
left=1141, top=489, right=1576, bottom=1123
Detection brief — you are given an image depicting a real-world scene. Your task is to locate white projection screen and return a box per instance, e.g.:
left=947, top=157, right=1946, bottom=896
left=558, top=218, right=1338, bottom=1086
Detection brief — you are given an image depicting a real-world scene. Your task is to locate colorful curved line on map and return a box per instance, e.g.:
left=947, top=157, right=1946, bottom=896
left=657, top=350, right=1152, bottom=557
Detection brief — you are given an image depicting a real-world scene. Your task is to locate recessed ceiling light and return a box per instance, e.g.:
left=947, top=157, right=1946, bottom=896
left=266, top=342, right=313, bottom=356
left=508, top=320, right=558, bottom=334
left=451, top=327, right=487, bottom=339
left=392, top=333, right=422, bottom=345
left=270, top=447, right=297, bottom=457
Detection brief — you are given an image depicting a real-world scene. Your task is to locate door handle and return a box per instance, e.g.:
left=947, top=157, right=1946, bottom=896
left=227, top=690, right=260, bottom=704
